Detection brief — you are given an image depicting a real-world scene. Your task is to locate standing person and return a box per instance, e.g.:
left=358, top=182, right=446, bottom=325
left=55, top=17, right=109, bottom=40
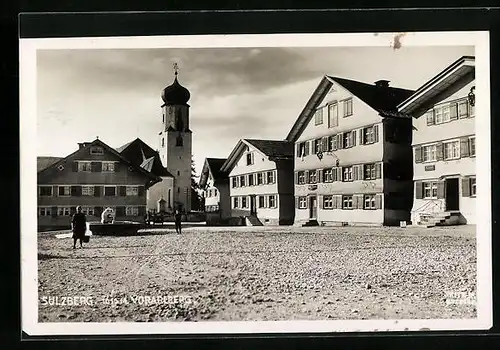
left=174, top=207, right=182, bottom=234
left=71, top=206, right=87, bottom=249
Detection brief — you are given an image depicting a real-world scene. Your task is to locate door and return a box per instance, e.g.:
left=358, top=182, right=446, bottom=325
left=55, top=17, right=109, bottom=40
left=445, top=178, right=459, bottom=211
left=309, top=196, right=317, bottom=219
left=250, top=195, right=256, bottom=215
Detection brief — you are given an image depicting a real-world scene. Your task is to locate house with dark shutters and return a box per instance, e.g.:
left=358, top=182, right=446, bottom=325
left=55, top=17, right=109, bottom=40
left=37, top=138, right=161, bottom=230
left=220, top=139, right=295, bottom=226
left=286, top=75, right=415, bottom=226
left=199, top=158, right=231, bottom=225
left=397, top=56, right=476, bottom=226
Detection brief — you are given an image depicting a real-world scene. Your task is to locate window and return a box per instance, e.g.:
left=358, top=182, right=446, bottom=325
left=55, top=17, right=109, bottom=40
left=232, top=177, right=238, bottom=188
left=328, top=135, right=336, bottom=151
left=297, top=142, right=308, bottom=157
left=298, top=171, right=306, bottom=184
left=434, top=106, right=444, bottom=124
left=364, top=194, right=376, bottom=209
left=38, top=207, right=52, bottom=216
left=343, top=98, right=353, bottom=117
left=426, top=111, right=435, bottom=125
left=363, top=164, right=376, bottom=180
left=470, top=177, right=476, bottom=196
left=314, top=107, right=324, bottom=125
left=363, top=126, right=375, bottom=144
left=162, top=138, right=165, bottom=147
left=442, top=105, right=450, bottom=122
left=323, top=195, right=334, bottom=209
left=343, top=167, right=353, bottom=182
left=470, top=102, right=475, bottom=118
left=104, top=186, right=116, bottom=196
left=257, top=173, right=263, bottom=185
left=248, top=174, right=254, bottom=186
left=323, top=168, right=333, bottom=182
left=176, top=136, right=183, bottom=147
left=423, top=182, right=438, bottom=199
left=90, top=146, right=104, bottom=155
left=308, top=170, right=317, bottom=184
left=78, top=161, right=92, bottom=172
left=240, top=175, right=246, bottom=187
left=269, top=195, right=276, bottom=208
left=233, top=197, right=239, bottom=208
left=57, top=207, right=71, bottom=216
left=267, top=171, right=275, bottom=184
left=343, top=132, right=354, bottom=148
left=39, top=186, right=53, bottom=196
left=342, top=195, right=353, bottom=209
left=313, top=139, right=321, bottom=154
left=423, top=144, right=437, bottom=162
left=328, top=103, right=338, bottom=128
left=246, top=153, right=254, bottom=165
left=298, top=197, right=307, bottom=209
left=241, top=196, right=247, bottom=208
left=458, top=100, right=468, bottom=118
left=58, top=185, right=70, bottom=196
left=469, top=137, right=476, bottom=156
left=258, top=196, right=265, bottom=208
left=126, top=206, right=139, bottom=216
left=82, top=206, right=94, bottom=216
left=102, top=162, right=115, bottom=172
left=126, top=186, right=138, bottom=196
left=82, top=185, right=94, bottom=196
left=214, top=189, right=218, bottom=196
left=443, top=140, right=460, bottom=160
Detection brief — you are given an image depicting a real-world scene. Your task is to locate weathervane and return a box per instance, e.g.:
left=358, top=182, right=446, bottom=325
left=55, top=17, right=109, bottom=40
left=173, top=62, right=179, bottom=76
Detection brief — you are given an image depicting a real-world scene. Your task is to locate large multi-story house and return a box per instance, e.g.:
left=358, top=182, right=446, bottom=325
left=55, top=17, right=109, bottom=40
left=397, top=56, right=476, bottom=226
left=220, top=139, right=295, bottom=226
left=286, top=76, right=415, bottom=226
left=37, top=138, right=161, bottom=230
left=116, top=138, right=174, bottom=213
left=199, top=158, right=231, bottom=225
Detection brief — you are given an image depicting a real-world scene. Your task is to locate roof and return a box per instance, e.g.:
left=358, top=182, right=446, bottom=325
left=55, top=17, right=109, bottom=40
left=397, top=56, right=475, bottom=118
left=199, top=157, right=228, bottom=188
left=285, top=75, right=414, bottom=142
left=244, top=139, right=294, bottom=159
left=37, top=156, right=62, bottom=172
left=327, top=76, right=415, bottom=115
left=116, top=138, right=173, bottom=177
left=37, top=138, right=162, bottom=185
left=220, top=139, right=293, bottom=173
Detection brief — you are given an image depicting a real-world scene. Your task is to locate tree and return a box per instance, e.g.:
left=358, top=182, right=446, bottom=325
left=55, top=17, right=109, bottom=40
left=190, top=156, right=204, bottom=211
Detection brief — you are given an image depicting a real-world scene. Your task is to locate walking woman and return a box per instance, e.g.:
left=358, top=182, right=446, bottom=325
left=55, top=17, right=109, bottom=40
left=71, top=206, right=87, bottom=249
left=174, top=207, right=182, bottom=234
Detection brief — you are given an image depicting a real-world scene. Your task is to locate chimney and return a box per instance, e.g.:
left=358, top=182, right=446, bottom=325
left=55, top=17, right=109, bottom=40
left=78, top=142, right=91, bottom=150
left=374, top=80, right=390, bottom=88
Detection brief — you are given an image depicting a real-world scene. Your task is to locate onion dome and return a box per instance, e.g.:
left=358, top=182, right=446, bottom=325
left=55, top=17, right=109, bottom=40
left=161, top=72, right=190, bottom=105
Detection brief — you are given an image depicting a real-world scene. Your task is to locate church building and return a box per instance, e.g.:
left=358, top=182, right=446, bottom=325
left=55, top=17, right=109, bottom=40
left=157, top=69, right=193, bottom=212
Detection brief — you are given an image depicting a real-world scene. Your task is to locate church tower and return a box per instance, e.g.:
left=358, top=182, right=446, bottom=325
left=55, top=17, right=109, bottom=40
left=158, top=64, right=192, bottom=212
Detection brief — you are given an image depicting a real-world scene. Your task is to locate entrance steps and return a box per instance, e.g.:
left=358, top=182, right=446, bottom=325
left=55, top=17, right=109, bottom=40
left=302, top=219, right=319, bottom=227
left=245, top=215, right=263, bottom=226
left=418, top=211, right=461, bottom=228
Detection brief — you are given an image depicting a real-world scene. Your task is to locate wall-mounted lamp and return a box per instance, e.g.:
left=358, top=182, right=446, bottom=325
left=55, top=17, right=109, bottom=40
left=468, top=86, right=475, bottom=107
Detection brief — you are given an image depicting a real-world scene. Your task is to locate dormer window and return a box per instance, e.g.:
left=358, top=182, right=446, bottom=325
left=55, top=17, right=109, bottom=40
left=90, top=146, right=104, bottom=155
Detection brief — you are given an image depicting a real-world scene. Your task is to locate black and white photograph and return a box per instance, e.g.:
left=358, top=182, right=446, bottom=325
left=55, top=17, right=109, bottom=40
left=20, top=31, right=491, bottom=335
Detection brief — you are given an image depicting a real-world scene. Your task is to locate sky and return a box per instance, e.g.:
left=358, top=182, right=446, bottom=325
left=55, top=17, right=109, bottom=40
left=36, top=45, right=474, bottom=176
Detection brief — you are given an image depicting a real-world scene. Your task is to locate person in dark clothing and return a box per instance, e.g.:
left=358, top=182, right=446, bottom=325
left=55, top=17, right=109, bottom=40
left=174, top=208, right=182, bottom=234
left=72, top=206, right=87, bottom=249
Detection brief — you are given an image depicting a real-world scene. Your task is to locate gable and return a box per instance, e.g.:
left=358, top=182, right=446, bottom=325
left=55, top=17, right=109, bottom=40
left=38, top=139, right=160, bottom=184
left=229, top=142, right=276, bottom=177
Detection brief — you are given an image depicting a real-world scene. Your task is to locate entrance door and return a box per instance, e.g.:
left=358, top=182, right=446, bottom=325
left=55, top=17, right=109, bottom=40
left=445, top=178, right=459, bottom=211
left=309, top=196, right=317, bottom=219
left=250, top=195, right=256, bottom=215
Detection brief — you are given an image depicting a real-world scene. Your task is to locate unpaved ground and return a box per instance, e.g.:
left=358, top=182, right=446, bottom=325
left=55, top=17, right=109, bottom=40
left=38, top=225, right=477, bottom=322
